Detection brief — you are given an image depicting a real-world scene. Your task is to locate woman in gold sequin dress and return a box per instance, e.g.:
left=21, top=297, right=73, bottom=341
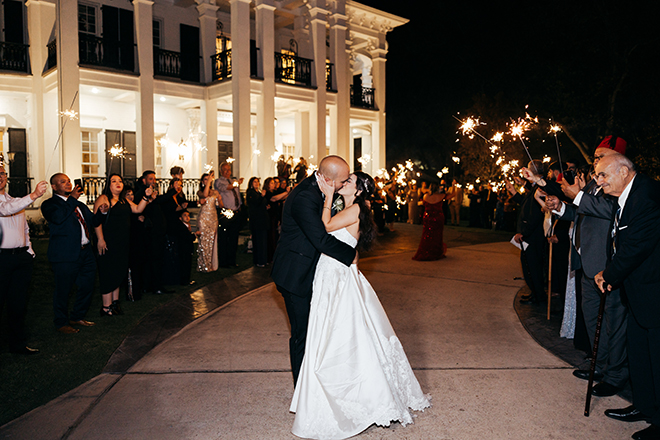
left=196, top=171, right=222, bottom=272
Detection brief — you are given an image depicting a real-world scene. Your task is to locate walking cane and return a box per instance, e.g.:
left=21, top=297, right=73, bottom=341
left=547, top=241, right=553, bottom=320
left=584, top=290, right=607, bottom=416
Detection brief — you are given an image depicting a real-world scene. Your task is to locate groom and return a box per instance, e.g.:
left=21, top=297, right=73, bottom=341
left=272, top=155, right=357, bottom=386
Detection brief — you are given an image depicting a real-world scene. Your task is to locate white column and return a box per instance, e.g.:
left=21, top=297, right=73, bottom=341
left=26, top=0, right=55, bottom=182
left=134, top=0, right=155, bottom=172
left=231, top=0, right=252, bottom=183
left=55, top=0, right=81, bottom=177
left=329, top=5, right=349, bottom=161
left=296, top=110, right=310, bottom=161
left=371, top=45, right=387, bottom=170
left=255, top=0, right=276, bottom=179
left=203, top=100, right=218, bottom=173
left=197, top=3, right=219, bottom=84
left=309, top=2, right=328, bottom=161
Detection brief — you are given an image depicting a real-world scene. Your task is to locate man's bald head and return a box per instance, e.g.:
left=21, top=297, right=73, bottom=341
left=594, top=153, right=635, bottom=197
left=318, top=155, right=350, bottom=192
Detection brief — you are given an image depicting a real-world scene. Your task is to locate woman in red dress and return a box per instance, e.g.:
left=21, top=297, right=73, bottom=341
left=412, top=183, right=452, bottom=261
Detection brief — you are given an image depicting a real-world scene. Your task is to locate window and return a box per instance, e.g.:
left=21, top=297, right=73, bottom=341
left=153, top=19, right=162, bottom=47
left=81, top=131, right=99, bottom=177
left=78, top=3, right=97, bottom=35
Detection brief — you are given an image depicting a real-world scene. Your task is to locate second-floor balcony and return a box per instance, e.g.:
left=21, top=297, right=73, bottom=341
left=154, top=47, right=201, bottom=83
left=350, top=85, right=376, bottom=110
left=0, top=41, right=29, bottom=73
left=275, top=52, right=312, bottom=87
left=79, top=33, right=136, bottom=72
left=211, top=43, right=259, bottom=82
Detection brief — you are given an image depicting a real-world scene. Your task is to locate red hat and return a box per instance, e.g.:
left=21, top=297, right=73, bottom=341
left=595, top=136, right=626, bottom=155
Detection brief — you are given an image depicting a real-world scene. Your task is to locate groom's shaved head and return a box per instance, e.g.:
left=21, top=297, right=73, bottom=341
left=318, top=155, right=350, bottom=192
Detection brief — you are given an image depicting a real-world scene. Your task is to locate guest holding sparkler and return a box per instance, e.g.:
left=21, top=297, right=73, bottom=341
left=197, top=171, right=221, bottom=272
left=412, top=182, right=452, bottom=261
left=93, top=174, right=151, bottom=316
left=214, top=162, right=244, bottom=268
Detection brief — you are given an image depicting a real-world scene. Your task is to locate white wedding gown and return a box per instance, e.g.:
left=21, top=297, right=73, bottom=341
left=290, top=228, right=431, bottom=440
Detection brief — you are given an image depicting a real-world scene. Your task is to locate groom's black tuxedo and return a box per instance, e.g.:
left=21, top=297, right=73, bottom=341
left=271, top=173, right=355, bottom=385
left=602, top=173, right=660, bottom=426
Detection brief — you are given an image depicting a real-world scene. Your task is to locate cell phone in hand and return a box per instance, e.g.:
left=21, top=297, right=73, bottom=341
left=74, top=178, right=82, bottom=190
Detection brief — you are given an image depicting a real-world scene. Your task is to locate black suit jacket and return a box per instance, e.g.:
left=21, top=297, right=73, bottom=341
left=560, top=179, right=616, bottom=278
left=41, top=195, right=101, bottom=263
left=512, top=183, right=545, bottom=243
left=271, top=173, right=355, bottom=297
left=603, top=174, right=660, bottom=328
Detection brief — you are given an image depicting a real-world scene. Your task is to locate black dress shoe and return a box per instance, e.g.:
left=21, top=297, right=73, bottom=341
left=573, top=369, right=603, bottom=381
left=605, top=405, right=650, bottom=422
left=633, top=425, right=660, bottom=440
left=10, top=346, right=39, bottom=355
left=592, top=382, right=622, bottom=397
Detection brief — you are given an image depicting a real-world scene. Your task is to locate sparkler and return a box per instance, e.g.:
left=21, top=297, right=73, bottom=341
left=549, top=122, right=564, bottom=174
left=508, top=117, right=538, bottom=174
left=221, top=208, right=235, bottom=219
left=453, top=115, right=501, bottom=150
left=47, top=91, right=79, bottom=174
left=442, top=167, right=449, bottom=174
left=226, top=157, right=235, bottom=164
left=204, top=163, right=214, bottom=173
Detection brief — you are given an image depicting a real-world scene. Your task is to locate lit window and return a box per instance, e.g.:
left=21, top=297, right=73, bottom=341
left=81, top=131, right=99, bottom=177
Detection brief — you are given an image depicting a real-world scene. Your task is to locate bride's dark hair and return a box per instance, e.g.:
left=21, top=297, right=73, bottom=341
left=353, top=171, right=377, bottom=252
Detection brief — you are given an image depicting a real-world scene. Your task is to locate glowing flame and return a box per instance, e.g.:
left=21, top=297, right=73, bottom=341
left=226, top=157, right=235, bottom=163
left=491, top=132, right=504, bottom=142
left=452, top=156, right=461, bottom=164
left=109, top=144, right=126, bottom=158
left=549, top=124, right=561, bottom=134
left=221, top=208, right=235, bottom=219
left=59, top=109, right=78, bottom=120
left=542, top=155, right=551, bottom=163
left=460, top=117, right=479, bottom=135
left=442, top=167, right=449, bottom=174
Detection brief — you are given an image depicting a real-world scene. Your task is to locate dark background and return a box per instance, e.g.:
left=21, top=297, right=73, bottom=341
left=358, top=0, right=660, bottom=177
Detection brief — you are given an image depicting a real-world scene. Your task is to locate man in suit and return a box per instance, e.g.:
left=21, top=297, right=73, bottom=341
left=271, top=155, right=357, bottom=385
left=506, top=160, right=546, bottom=304
left=545, top=141, right=628, bottom=397
left=214, top=162, right=244, bottom=268
left=593, top=154, right=660, bottom=440
left=41, top=173, right=105, bottom=333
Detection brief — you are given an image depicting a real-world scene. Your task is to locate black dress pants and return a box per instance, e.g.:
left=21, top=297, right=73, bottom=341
left=277, top=285, right=311, bottom=387
left=627, top=312, right=660, bottom=426
left=0, top=249, right=33, bottom=350
left=51, top=246, right=96, bottom=328
left=218, top=213, right=241, bottom=267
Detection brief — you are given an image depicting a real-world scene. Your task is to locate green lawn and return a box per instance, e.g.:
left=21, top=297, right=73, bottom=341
left=0, top=238, right=253, bottom=426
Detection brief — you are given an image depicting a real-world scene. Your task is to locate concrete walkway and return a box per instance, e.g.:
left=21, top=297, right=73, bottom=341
left=1, top=240, right=644, bottom=439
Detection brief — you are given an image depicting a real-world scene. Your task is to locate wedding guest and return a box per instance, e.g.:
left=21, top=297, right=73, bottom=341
left=447, top=179, right=463, bottom=226
left=214, top=162, right=244, bottom=268
left=413, top=182, right=452, bottom=261
left=162, top=178, right=188, bottom=285
left=293, top=157, right=308, bottom=184
left=277, top=155, right=292, bottom=182
left=93, top=174, right=151, bottom=316
left=197, top=171, right=221, bottom=272
left=264, top=177, right=290, bottom=263
left=245, top=177, right=269, bottom=267
left=124, top=187, right=145, bottom=301
left=0, top=167, right=48, bottom=354
left=175, top=209, right=197, bottom=285
left=41, top=173, right=106, bottom=333
left=406, top=183, right=420, bottom=225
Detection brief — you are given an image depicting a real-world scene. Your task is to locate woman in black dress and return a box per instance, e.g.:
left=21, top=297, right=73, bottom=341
left=94, top=174, right=151, bottom=316
left=245, top=177, right=269, bottom=267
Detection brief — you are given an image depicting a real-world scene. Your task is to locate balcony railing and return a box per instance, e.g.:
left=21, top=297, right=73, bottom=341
left=78, top=33, right=136, bottom=72
left=350, top=85, right=376, bottom=109
left=154, top=47, right=180, bottom=79
left=275, top=52, right=312, bottom=87
left=7, top=177, right=33, bottom=198
left=81, top=177, right=200, bottom=205
left=211, top=46, right=259, bottom=82
left=46, top=40, right=57, bottom=70
left=325, top=62, right=334, bottom=91
left=0, top=41, right=29, bottom=73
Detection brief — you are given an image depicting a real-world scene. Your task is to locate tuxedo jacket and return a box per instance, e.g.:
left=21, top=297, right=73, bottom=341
left=41, top=195, right=101, bottom=263
left=603, top=174, right=660, bottom=329
left=271, top=173, right=355, bottom=297
left=560, top=179, right=616, bottom=278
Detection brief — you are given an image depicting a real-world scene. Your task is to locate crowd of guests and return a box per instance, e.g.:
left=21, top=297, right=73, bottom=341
left=506, top=136, right=660, bottom=440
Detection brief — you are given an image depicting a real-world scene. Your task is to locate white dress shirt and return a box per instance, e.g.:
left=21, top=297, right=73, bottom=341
left=0, top=193, right=35, bottom=255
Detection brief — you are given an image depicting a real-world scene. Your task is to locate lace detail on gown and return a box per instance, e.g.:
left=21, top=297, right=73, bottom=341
left=290, top=228, right=431, bottom=440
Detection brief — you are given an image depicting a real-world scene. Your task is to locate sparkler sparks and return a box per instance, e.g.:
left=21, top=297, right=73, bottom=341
left=59, top=109, right=78, bottom=120
left=109, top=145, right=127, bottom=159
left=204, top=163, right=214, bottom=173
left=226, top=157, right=235, bottom=163
left=221, top=208, right=235, bottom=219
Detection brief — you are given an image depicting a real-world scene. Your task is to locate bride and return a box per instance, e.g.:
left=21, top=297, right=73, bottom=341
left=290, top=171, right=431, bottom=440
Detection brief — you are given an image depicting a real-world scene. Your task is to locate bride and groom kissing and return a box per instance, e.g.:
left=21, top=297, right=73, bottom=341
left=271, top=155, right=430, bottom=440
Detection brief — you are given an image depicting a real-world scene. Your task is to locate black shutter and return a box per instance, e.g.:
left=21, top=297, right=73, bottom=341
left=105, top=130, right=122, bottom=176
left=3, top=0, right=24, bottom=44
left=122, top=131, right=137, bottom=180
left=102, top=5, right=119, bottom=67
left=8, top=128, right=28, bottom=197
left=119, top=8, right=134, bottom=71
left=180, top=24, right=199, bottom=82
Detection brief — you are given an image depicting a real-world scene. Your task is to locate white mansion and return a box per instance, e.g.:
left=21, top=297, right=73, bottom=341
left=0, top=0, right=406, bottom=200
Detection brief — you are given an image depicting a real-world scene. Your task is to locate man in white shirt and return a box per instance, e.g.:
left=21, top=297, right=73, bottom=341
left=0, top=165, right=48, bottom=354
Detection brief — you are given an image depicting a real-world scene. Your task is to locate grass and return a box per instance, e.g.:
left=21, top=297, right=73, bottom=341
left=0, top=237, right=254, bottom=426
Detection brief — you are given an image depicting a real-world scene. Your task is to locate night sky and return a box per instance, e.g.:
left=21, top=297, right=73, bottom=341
left=358, top=0, right=660, bottom=174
